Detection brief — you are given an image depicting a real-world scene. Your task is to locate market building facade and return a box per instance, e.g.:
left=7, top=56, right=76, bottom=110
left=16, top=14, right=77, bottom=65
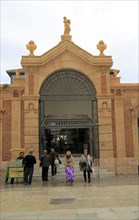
left=0, top=18, right=138, bottom=174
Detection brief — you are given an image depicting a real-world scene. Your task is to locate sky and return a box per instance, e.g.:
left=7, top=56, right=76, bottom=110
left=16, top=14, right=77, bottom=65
left=0, top=0, right=138, bottom=84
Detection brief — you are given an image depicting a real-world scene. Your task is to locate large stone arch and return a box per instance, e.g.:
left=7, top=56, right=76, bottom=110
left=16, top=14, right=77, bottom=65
left=40, top=69, right=96, bottom=100
left=39, top=69, right=99, bottom=157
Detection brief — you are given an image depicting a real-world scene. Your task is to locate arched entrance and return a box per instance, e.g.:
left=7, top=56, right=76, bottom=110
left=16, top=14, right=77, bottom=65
left=39, top=69, right=99, bottom=157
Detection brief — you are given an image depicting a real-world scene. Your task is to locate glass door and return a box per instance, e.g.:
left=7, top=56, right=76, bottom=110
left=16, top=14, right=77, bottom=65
left=45, top=128, right=89, bottom=154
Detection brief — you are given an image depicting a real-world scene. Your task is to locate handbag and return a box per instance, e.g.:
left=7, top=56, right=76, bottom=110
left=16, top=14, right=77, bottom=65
left=88, top=165, right=92, bottom=173
left=40, top=155, right=45, bottom=167
left=58, top=158, right=62, bottom=164
left=79, top=161, right=86, bottom=167
left=54, top=158, right=59, bottom=167
left=79, top=161, right=87, bottom=171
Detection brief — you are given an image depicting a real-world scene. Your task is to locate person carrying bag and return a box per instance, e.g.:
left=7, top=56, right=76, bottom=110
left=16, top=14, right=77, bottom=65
left=40, top=149, right=50, bottom=181
left=79, top=149, right=92, bottom=183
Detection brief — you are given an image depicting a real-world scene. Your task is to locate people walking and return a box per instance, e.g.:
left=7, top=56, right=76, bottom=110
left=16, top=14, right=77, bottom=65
left=64, top=151, right=74, bottom=184
left=79, top=149, right=92, bottom=183
left=49, top=148, right=59, bottom=176
left=23, top=149, right=37, bottom=185
left=40, top=149, right=50, bottom=181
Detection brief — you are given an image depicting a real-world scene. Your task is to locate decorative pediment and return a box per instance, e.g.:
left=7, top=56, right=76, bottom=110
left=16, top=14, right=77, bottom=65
left=21, top=39, right=113, bottom=68
left=21, top=16, right=113, bottom=72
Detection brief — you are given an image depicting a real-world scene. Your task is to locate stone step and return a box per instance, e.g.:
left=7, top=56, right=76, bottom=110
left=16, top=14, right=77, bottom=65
left=34, top=156, right=114, bottom=178
left=34, top=165, right=114, bottom=179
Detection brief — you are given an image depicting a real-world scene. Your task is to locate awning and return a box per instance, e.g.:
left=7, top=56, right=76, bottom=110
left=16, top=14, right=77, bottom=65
left=41, top=118, right=98, bottom=129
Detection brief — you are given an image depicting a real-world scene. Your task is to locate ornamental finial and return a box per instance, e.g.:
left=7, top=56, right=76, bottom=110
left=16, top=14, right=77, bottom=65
left=97, top=40, right=107, bottom=56
left=26, top=40, right=37, bottom=56
left=15, top=70, right=20, bottom=77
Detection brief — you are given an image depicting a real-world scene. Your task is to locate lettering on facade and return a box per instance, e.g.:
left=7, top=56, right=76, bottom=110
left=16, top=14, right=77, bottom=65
left=71, top=114, right=89, bottom=118
left=46, top=114, right=89, bottom=119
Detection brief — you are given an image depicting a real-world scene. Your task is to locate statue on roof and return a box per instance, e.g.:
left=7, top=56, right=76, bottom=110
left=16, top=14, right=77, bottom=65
left=63, top=16, right=71, bottom=35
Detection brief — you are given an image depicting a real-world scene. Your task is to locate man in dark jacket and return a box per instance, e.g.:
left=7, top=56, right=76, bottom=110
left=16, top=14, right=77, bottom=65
left=40, top=149, right=50, bottom=181
left=23, top=150, right=37, bottom=185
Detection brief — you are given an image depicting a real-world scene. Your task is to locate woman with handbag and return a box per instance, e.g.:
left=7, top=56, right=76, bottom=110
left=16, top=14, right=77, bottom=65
left=79, top=149, right=92, bottom=183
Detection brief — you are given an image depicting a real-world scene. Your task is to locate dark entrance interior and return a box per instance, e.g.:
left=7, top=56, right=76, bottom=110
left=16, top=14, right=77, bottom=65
left=45, top=128, right=89, bottom=154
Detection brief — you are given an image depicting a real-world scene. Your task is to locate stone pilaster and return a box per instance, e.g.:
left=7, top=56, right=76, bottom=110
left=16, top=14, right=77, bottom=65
left=114, top=96, right=126, bottom=158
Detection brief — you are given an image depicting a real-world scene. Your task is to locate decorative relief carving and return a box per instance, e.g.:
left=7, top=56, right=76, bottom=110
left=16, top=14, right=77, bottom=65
left=116, top=89, right=121, bottom=96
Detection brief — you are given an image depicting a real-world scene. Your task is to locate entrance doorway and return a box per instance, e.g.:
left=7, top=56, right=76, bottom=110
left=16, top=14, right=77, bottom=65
left=44, top=128, right=89, bottom=154
left=39, top=69, right=99, bottom=158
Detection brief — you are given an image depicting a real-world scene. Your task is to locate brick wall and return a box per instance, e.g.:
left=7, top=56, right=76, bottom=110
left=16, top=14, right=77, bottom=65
left=29, top=74, right=34, bottom=95
left=2, top=100, right=12, bottom=160
left=111, top=99, right=117, bottom=157
left=21, top=100, right=24, bottom=147
left=124, top=99, right=134, bottom=157
left=101, top=74, right=107, bottom=94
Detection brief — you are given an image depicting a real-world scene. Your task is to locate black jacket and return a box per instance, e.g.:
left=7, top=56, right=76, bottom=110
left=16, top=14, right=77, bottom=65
left=23, top=154, right=37, bottom=168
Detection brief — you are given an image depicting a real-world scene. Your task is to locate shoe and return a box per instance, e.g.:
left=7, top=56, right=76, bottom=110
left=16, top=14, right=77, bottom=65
left=88, top=180, right=91, bottom=183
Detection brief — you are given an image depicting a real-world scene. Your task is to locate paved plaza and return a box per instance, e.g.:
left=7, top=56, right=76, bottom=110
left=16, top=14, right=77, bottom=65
left=0, top=174, right=138, bottom=220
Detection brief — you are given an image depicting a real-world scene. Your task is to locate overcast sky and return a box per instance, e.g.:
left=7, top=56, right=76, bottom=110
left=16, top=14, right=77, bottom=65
left=1, top=1, right=138, bottom=84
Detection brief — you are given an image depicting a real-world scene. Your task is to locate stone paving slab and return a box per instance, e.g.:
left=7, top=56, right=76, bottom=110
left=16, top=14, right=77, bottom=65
left=0, top=175, right=139, bottom=220
left=1, top=207, right=138, bottom=220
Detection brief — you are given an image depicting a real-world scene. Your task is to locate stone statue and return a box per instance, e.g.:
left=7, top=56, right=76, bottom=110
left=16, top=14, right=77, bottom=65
left=63, top=16, right=71, bottom=35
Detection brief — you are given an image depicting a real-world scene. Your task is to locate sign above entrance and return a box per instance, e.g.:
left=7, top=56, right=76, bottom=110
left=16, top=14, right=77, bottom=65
left=46, top=114, right=89, bottom=119
left=41, top=118, right=98, bottom=129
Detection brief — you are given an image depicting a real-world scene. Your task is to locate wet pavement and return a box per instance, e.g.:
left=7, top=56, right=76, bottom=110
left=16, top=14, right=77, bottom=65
left=0, top=174, right=139, bottom=220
